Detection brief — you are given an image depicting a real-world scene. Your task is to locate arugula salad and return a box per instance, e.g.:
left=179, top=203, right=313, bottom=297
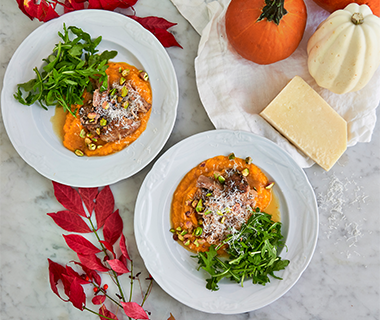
left=193, top=207, right=289, bottom=291
left=14, top=24, right=117, bottom=116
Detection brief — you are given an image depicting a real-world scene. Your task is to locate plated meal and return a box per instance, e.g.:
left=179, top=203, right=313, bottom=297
left=1, top=10, right=178, bottom=187
left=134, top=130, right=318, bottom=314
left=170, top=153, right=289, bottom=291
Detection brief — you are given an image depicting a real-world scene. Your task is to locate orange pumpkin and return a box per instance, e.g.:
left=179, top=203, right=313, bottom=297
left=311, top=0, right=380, bottom=16
left=225, top=0, right=307, bottom=65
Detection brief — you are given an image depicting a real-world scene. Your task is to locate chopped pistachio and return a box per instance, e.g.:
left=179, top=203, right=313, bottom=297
left=195, top=199, right=203, bottom=212
left=118, top=67, right=122, bottom=72
left=195, top=227, right=203, bottom=237
left=95, top=128, right=101, bottom=135
left=110, top=88, right=117, bottom=96
left=228, top=153, right=235, bottom=160
left=184, top=239, right=190, bottom=246
left=176, top=227, right=182, bottom=232
left=88, top=143, right=96, bottom=151
left=178, top=234, right=184, bottom=241
left=241, top=168, right=249, bottom=176
left=206, top=192, right=212, bottom=197
left=102, top=101, right=110, bottom=110
left=218, top=175, right=225, bottom=184
left=180, top=230, right=187, bottom=236
left=221, top=216, right=226, bottom=224
left=121, top=69, right=130, bottom=77
left=198, top=219, right=203, bottom=225
left=216, top=210, right=223, bottom=216
left=265, top=182, right=275, bottom=189
left=120, top=77, right=126, bottom=85
left=191, top=200, right=198, bottom=208
left=100, top=118, right=107, bottom=126
left=84, top=137, right=92, bottom=145
left=245, top=156, right=252, bottom=164
left=122, top=101, right=129, bottom=109
left=79, top=129, right=86, bottom=138
left=170, top=228, right=176, bottom=233
left=121, top=86, right=129, bottom=97
left=204, top=210, right=212, bottom=215
left=97, top=145, right=103, bottom=149
left=74, top=149, right=84, bottom=157
left=194, top=239, right=199, bottom=247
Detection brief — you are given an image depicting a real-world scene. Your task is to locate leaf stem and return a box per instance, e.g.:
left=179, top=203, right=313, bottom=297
left=141, top=278, right=153, bottom=307
left=84, top=307, right=115, bottom=320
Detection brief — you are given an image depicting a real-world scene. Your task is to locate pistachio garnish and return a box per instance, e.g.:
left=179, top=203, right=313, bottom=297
left=100, top=118, right=107, bottom=126
left=195, top=199, right=203, bottom=212
left=184, top=239, right=190, bottom=246
left=228, top=153, right=235, bottom=160
left=88, top=143, right=96, bottom=151
left=122, top=101, right=129, bottom=109
left=74, top=149, right=84, bottom=157
left=194, top=227, right=203, bottom=237
left=121, top=86, right=129, bottom=97
left=245, top=156, right=252, bottom=164
left=120, top=77, right=126, bottom=85
left=265, top=182, right=275, bottom=189
left=84, top=137, right=92, bottom=145
left=79, top=129, right=86, bottom=138
left=121, top=69, right=130, bottom=77
left=241, top=168, right=249, bottom=176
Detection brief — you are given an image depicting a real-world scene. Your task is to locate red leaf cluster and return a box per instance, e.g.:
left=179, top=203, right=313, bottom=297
left=121, top=302, right=150, bottom=320
left=16, top=0, right=181, bottom=48
left=48, top=182, right=136, bottom=316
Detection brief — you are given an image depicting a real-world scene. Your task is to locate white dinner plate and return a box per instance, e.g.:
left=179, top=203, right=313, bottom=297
left=1, top=10, right=178, bottom=187
left=134, top=129, right=318, bottom=314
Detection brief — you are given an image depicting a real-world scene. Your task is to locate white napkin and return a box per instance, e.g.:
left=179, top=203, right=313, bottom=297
left=170, top=0, right=380, bottom=168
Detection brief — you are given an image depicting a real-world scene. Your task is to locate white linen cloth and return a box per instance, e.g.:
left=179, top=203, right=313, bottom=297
left=170, top=0, right=380, bottom=168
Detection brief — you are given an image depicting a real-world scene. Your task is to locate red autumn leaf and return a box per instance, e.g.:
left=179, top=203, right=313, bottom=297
left=16, top=0, right=33, bottom=19
left=66, top=265, right=89, bottom=284
left=78, top=253, right=109, bottom=272
left=73, top=261, right=102, bottom=286
left=128, top=15, right=182, bottom=48
left=48, top=259, right=69, bottom=301
left=64, top=0, right=85, bottom=13
left=94, top=186, right=115, bottom=229
left=53, top=182, right=87, bottom=217
left=129, top=15, right=177, bottom=31
left=47, top=210, right=91, bottom=233
left=107, top=259, right=130, bottom=274
left=92, top=294, right=106, bottom=305
left=167, top=314, right=176, bottom=320
left=61, top=274, right=76, bottom=299
left=121, top=302, right=149, bottom=320
left=69, top=277, right=86, bottom=310
left=36, top=0, right=60, bottom=22
left=151, top=27, right=182, bottom=48
left=23, top=0, right=38, bottom=19
left=78, top=187, right=98, bottom=217
left=103, top=209, right=123, bottom=246
left=99, top=305, right=119, bottom=320
left=100, top=240, right=116, bottom=259
left=98, top=0, right=134, bottom=10
left=119, top=234, right=131, bottom=261
left=63, top=234, right=101, bottom=255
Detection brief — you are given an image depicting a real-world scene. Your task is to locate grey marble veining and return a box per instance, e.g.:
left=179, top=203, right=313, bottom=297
left=0, top=0, right=379, bottom=319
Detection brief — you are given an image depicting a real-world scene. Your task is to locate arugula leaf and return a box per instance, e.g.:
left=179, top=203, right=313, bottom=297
left=194, top=208, right=290, bottom=291
left=14, top=24, right=118, bottom=116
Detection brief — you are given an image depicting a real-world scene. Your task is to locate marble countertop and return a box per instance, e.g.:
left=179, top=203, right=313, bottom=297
left=0, top=0, right=379, bottom=319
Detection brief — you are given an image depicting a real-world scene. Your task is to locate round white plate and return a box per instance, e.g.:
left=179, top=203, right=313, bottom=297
left=1, top=10, right=178, bottom=187
left=135, top=130, right=318, bottom=314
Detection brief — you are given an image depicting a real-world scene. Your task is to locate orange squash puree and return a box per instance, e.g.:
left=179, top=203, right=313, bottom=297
left=62, top=62, right=152, bottom=156
left=171, top=155, right=275, bottom=254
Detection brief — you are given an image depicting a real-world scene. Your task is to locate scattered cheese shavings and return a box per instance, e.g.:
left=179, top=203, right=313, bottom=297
left=316, top=173, right=368, bottom=258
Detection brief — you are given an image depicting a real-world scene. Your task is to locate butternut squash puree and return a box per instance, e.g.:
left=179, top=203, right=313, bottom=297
left=171, top=155, right=274, bottom=254
left=62, top=62, right=152, bottom=156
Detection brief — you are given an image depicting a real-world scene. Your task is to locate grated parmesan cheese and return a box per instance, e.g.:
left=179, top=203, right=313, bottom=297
left=316, top=173, right=368, bottom=258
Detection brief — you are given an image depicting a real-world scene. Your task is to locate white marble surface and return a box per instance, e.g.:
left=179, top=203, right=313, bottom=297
left=0, top=0, right=379, bottom=319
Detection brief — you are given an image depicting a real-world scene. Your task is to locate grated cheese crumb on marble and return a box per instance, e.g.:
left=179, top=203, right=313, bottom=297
left=317, top=173, right=368, bottom=258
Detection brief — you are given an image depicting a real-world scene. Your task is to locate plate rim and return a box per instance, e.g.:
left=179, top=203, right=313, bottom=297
left=1, top=9, right=178, bottom=187
left=134, top=129, right=319, bottom=314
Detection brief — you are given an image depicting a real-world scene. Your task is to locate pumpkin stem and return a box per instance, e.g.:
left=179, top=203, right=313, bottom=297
left=351, top=12, right=364, bottom=25
left=257, top=0, right=288, bottom=25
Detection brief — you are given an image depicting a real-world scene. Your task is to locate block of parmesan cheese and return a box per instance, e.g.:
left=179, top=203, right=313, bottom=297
left=260, top=76, right=347, bottom=171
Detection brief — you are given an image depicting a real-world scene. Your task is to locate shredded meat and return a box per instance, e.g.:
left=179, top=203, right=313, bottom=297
left=79, top=80, right=151, bottom=143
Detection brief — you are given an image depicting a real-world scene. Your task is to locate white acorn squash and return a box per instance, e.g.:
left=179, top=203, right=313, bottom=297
left=307, top=3, right=380, bottom=94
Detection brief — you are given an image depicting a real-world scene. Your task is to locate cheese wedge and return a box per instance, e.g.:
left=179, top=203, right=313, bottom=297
left=260, top=76, right=347, bottom=171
